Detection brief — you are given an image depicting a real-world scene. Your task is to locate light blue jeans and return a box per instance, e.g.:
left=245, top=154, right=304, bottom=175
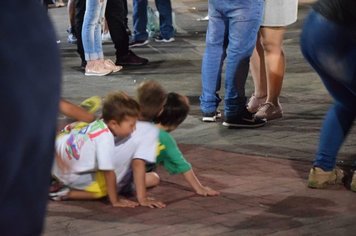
left=200, top=0, right=264, bottom=118
left=301, top=10, right=356, bottom=171
left=82, top=0, right=107, bottom=61
left=132, top=0, right=174, bottom=41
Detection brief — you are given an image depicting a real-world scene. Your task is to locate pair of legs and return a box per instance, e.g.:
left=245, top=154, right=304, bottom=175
left=75, top=0, right=148, bottom=67
left=249, top=26, right=285, bottom=119
left=82, top=0, right=122, bottom=75
left=301, top=10, right=356, bottom=171
left=82, top=0, right=112, bottom=75
left=200, top=0, right=264, bottom=124
left=132, top=0, right=174, bottom=42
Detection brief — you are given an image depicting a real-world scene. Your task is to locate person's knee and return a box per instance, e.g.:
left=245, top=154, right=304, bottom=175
left=146, top=172, right=160, bottom=188
left=260, top=38, right=283, bottom=54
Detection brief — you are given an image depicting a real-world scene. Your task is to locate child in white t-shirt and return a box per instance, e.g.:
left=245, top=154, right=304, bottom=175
left=51, top=92, right=140, bottom=208
left=148, top=92, right=220, bottom=196
left=114, top=80, right=167, bottom=208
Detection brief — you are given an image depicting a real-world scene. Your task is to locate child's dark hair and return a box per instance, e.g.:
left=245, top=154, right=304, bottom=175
left=137, top=80, right=167, bottom=121
left=155, top=92, right=190, bottom=127
left=102, top=92, right=140, bottom=123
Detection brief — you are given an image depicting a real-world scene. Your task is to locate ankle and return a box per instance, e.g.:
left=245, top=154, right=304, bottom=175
left=254, top=93, right=267, bottom=99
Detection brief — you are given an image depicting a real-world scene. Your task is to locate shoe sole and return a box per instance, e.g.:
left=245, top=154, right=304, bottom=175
left=202, top=111, right=222, bottom=122
left=222, top=120, right=266, bottom=128
left=202, top=117, right=217, bottom=122
left=154, top=38, right=175, bottom=43
left=111, top=66, right=123, bottom=73
left=307, top=181, right=328, bottom=189
left=255, top=112, right=283, bottom=121
left=129, top=40, right=149, bottom=48
left=85, top=71, right=112, bottom=76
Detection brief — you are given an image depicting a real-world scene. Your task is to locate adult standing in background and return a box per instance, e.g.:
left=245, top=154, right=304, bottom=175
left=247, top=0, right=298, bottom=120
left=81, top=0, right=121, bottom=76
left=130, top=0, right=175, bottom=47
left=0, top=0, right=61, bottom=235
left=106, top=0, right=149, bottom=65
left=301, top=0, right=356, bottom=190
left=200, top=0, right=266, bottom=128
left=75, top=0, right=148, bottom=69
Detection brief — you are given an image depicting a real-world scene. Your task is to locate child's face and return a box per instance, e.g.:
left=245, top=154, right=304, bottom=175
left=108, top=116, right=137, bottom=138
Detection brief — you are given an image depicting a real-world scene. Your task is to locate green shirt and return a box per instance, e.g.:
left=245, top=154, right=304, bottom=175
left=156, top=129, right=192, bottom=175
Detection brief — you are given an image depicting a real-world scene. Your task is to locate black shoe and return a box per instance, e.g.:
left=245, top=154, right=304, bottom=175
left=116, top=51, right=149, bottom=66
left=202, top=110, right=222, bottom=122
left=80, top=61, right=87, bottom=70
left=222, top=111, right=266, bottom=128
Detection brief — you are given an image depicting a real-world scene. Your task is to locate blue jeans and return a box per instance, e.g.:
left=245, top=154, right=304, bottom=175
left=132, top=0, right=174, bottom=41
left=200, top=0, right=264, bottom=118
left=301, top=10, right=356, bottom=171
left=82, top=0, right=107, bottom=60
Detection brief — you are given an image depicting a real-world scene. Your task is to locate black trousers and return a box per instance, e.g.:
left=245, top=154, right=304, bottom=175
left=106, top=0, right=130, bottom=58
left=75, top=0, right=129, bottom=63
left=0, top=1, right=61, bottom=235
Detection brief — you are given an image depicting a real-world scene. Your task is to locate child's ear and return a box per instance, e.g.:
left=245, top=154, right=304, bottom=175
left=107, top=119, right=119, bottom=127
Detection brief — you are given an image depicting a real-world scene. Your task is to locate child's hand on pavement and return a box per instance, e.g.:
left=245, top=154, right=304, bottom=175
left=139, top=197, right=166, bottom=208
left=112, top=199, right=139, bottom=208
left=196, top=186, right=220, bottom=197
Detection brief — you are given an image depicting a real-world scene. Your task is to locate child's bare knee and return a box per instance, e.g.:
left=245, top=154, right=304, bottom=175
left=146, top=172, right=160, bottom=188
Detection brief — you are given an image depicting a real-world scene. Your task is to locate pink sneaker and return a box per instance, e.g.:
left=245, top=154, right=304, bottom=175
left=247, top=94, right=266, bottom=113
left=254, top=102, right=283, bottom=120
left=85, top=62, right=112, bottom=76
left=104, top=59, right=122, bottom=73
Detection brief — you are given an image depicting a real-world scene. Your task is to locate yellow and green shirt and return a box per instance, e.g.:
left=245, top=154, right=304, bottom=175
left=156, top=129, right=192, bottom=174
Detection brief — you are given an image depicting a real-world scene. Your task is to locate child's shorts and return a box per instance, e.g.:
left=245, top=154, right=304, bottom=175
left=84, top=171, right=107, bottom=198
left=58, top=171, right=108, bottom=198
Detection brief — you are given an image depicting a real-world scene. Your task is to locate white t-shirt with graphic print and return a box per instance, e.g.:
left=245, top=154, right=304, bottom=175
left=53, top=119, right=115, bottom=185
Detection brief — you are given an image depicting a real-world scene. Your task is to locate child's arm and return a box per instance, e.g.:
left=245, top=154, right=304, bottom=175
left=158, top=130, right=219, bottom=197
left=183, top=169, right=220, bottom=197
left=60, top=99, right=96, bottom=123
left=103, top=170, right=138, bottom=208
left=132, top=159, right=166, bottom=208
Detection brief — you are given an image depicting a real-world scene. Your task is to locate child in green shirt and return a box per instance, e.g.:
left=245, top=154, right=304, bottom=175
left=147, top=92, right=220, bottom=196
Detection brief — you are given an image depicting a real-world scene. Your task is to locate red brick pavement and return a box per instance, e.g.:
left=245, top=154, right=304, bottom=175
left=44, top=144, right=356, bottom=235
